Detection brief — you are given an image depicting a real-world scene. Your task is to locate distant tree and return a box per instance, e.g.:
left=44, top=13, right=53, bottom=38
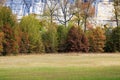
left=65, top=26, right=89, bottom=52
left=44, top=0, right=58, bottom=24
left=56, top=0, right=74, bottom=27
left=71, top=0, right=95, bottom=32
left=81, top=0, right=95, bottom=32
left=72, top=0, right=83, bottom=26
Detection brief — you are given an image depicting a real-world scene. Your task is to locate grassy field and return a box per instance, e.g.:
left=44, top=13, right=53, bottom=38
left=0, top=53, right=120, bottom=80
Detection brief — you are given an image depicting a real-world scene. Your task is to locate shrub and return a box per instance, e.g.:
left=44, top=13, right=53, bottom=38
left=65, top=26, right=89, bottom=52
left=87, top=27, right=106, bottom=52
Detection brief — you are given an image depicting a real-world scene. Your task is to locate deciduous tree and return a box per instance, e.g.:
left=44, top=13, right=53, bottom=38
left=56, top=0, right=74, bottom=27
left=87, top=27, right=106, bottom=52
left=20, top=15, right=44, bottom=53
left=44, top=0, right=58, bottom=24
left=74, top=0, right=95, bottom=32
left=65, top=26, right=89, bottom=52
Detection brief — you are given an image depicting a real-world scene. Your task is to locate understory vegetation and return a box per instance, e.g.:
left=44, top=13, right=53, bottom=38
left=0, top=6, right=120, bottom=55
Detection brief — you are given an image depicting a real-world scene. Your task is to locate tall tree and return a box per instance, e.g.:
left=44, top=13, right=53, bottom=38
left=114, top=0, right=120, bottom=27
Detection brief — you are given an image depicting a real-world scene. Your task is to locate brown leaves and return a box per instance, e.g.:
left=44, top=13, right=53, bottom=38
left=65, top=26, right=89, bottom=52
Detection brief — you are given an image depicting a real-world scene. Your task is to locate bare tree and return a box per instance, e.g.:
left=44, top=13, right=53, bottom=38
left=69, top=0, right=95, bottom=32
left=44, top=0, right=58, bottom=24
left=73, top=0, right=83, bottom=26
left=81, top=0, right=95, bottom=32
left=23, top=0, right=32, bottom=14
left=114, top=0, right=120, bottom=27
left=56, top=0, right=74, bottom=27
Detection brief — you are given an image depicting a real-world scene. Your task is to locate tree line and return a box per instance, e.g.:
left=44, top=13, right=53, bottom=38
left=0, top=0, right=120, bottom=55
left=0, top=6, right=120, bottom=55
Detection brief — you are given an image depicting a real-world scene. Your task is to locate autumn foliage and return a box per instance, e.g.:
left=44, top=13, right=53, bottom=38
left=65, top=26, right=89, bottom=52
left=0, top=32, right=4, bottom=54
left=2, top=24, right=17, bottom=55
left=88, top=27, right=106, bottom=52
left=1, top=5, right=120, bottom=55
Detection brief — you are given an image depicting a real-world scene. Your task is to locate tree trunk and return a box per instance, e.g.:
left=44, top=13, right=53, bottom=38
left=78, top=20, right=80, bottom=26
left=84, top=16, right=87, bottom=33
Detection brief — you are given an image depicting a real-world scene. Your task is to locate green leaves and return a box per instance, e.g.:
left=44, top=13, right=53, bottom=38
left=19, top=15, right=44, bottom=53
left=0, top=6, right=17, bottom=28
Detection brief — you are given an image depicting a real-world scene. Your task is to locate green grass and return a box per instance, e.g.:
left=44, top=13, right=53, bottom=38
left=0, top=54, right=120, bottom=80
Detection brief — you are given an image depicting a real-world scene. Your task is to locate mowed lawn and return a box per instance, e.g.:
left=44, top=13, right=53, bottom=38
left=0, top=54, right=120, bottom=80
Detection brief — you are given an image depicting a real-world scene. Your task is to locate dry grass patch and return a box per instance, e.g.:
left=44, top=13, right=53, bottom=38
left=0, top=53, right=120, bottom=68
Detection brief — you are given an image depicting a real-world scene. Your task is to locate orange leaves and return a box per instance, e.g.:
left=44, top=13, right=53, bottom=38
left=88, top=27, right=106, bottom=52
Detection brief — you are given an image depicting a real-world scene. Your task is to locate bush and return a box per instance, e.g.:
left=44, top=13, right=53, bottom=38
left=65, top=26, right=89, bottom=52
left=87, top=27, right=106, bottom=52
